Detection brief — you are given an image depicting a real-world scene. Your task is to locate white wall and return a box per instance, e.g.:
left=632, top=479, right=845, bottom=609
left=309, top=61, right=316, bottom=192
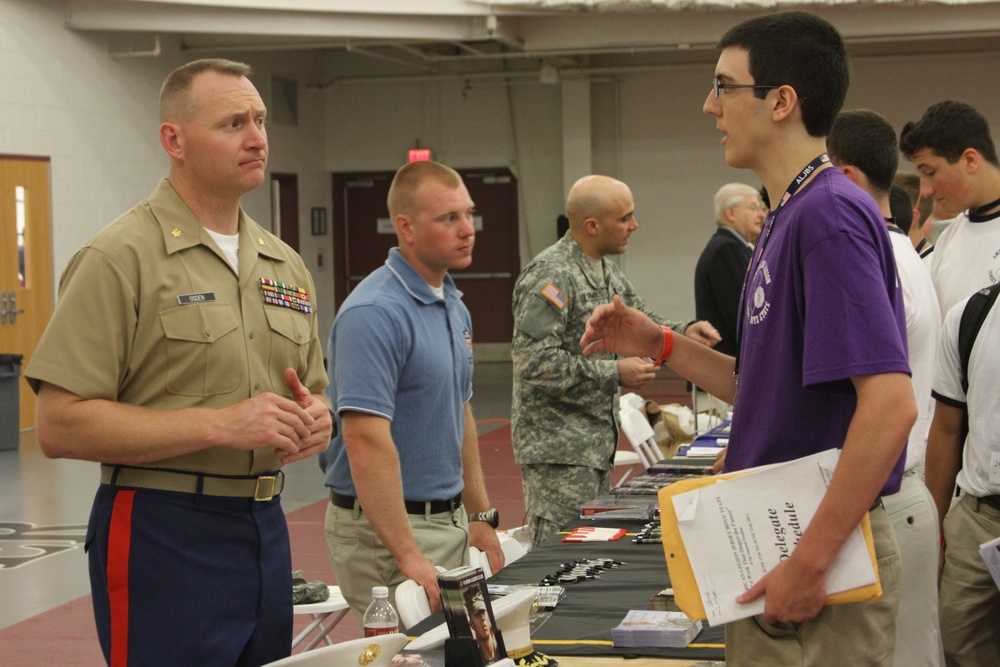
left=6, top=0, right=1000, bottom=346
left=239, top=50, right=332, bottom=336
left=0, top=0, right=334, bottom=335
left=323, top=75, right=565, bottom=265
left=0, top=0, right=172, bottom=273
left=598, top=51, right=1000, bottom=321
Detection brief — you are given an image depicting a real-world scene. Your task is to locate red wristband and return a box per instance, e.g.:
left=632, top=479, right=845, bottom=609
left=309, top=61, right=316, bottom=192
left=654, top=325, right=674, bottom=367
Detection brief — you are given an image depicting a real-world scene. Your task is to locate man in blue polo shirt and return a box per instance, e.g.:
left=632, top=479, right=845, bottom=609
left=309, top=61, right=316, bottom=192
left=320, top=160, right=503, bottom=624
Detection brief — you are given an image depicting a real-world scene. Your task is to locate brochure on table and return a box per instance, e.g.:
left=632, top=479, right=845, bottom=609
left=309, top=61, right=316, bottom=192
left=659, top=448, right=881, bottom=626
left=677, top=420, right=730, bottom=457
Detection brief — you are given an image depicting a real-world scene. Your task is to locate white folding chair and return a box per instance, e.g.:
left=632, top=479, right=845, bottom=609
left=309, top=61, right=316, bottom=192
left=290, top=585, right=351, bottom=652
left=612, top=448, right=644, bottom=484
left=468, top=546, right=493, bottom=578
left=618, top=402, right=665, bottom=468
left=620, top=392, right=647, bottom=412
left=395, top=565, right=448, bottom=630
left=262, top=632, right=409, bottom=666
left=613, top=393, right=650, bottom=483
left=498, top=532, right=528, bottom=565
left=395, top=578, right=433, bottom=630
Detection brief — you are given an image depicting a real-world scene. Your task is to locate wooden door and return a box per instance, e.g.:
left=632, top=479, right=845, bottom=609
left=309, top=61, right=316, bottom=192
left=0, top=157, right=53, bottom=429
left=452, top=168, right=519, bottom=345
left=270, top=172, right=300, bottom=252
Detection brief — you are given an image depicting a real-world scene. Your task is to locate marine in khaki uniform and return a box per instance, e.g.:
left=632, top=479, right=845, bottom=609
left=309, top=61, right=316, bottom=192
left=26, top=59, right=332, bottom=666
left=511, top=175, right=719, bottom=547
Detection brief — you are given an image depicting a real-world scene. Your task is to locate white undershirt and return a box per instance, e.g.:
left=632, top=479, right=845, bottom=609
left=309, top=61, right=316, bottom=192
left=587, top=254, right=606, bottom=285
left=205, top=228, right=240, bottom=272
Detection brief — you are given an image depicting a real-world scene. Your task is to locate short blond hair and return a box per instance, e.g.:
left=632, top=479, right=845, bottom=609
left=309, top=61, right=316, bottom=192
left=159, top=59, right=252, bottom=122
left=386, top=161, right=463, bottom=219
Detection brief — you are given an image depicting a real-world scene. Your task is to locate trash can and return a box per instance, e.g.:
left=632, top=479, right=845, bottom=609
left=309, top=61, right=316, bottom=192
left=0, top=354, right=23, bottom=451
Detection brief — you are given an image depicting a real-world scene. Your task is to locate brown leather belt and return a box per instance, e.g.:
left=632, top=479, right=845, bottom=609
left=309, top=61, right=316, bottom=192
left=100, top=465, right=283, bottom=501
left=329, top=489, right=462, bottom=515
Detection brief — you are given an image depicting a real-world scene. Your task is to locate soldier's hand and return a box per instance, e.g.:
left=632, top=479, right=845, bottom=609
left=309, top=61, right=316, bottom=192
left=684, top=321, right=722, bottom=347
left=617, top=357, right=658, bottom=390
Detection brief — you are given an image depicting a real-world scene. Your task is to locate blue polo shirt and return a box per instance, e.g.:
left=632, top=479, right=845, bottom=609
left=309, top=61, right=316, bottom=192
left=320, top=248, right=473, bottom=501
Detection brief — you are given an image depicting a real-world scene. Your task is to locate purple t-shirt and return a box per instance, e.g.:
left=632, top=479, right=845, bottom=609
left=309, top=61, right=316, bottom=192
left=726, top=168, right=910, bottom=496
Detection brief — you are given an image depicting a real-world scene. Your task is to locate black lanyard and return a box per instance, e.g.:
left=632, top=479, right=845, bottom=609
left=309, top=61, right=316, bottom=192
left=734, top=154, right=831, bottom=385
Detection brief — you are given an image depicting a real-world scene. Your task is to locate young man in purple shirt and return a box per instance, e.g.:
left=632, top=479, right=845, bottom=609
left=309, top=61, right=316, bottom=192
left=580, top=11, right=915, bottom=666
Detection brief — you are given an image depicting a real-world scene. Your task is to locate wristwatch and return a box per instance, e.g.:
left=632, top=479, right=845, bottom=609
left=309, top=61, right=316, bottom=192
left=468, top=508, right=500, bottom=529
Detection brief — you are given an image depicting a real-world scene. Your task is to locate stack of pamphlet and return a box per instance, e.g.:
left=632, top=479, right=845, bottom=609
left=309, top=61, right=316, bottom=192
left=580, top=459, right=716, bottom=521
left=611, top=609, right=702, bottom=648
left=677, top=421, right=731, bottom=457
left=609, top=459, right=716, bottom=497
left=579, top=494, right=657, bottom=519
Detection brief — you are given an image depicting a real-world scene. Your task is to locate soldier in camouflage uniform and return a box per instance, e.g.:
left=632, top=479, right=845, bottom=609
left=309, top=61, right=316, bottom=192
left=511, top=175, right=720, bottom=547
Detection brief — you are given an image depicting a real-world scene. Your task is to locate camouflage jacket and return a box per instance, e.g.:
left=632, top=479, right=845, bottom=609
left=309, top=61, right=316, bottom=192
left=511, top=233, right=689, bottom=469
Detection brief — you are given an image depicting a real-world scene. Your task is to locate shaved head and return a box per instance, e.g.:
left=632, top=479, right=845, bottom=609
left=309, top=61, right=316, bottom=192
left=565, top=175, right=638, bottom=258
left=566, top=175, right=631, bottom=230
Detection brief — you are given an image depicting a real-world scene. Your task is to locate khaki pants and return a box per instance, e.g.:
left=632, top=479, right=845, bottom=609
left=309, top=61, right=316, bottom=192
left=940, top=494, right=1000, bottom=667
left=725, top=505, right=901, bottom=666
left=884, top=470, right=945, bottom=667
left=324, top=500, right=469, bottom=626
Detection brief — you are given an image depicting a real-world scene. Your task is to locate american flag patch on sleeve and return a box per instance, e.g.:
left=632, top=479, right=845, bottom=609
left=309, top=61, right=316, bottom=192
left=540, top=283, right=567, bottom=310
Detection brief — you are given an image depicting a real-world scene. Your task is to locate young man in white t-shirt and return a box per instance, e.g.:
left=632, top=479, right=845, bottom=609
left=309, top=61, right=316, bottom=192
left=828, top=108, right=944, bottom=667
left=900, top=100, right=1000, bottom=316
left=926, top=290, right=1000, bottom=666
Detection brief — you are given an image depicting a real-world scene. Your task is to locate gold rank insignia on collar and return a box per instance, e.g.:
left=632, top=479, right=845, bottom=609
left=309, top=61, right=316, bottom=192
left=171, top=229, right=182, bottom=238
left=257, top=237, right=265, bottom=246
left=259, top=278, right=312, bottom=314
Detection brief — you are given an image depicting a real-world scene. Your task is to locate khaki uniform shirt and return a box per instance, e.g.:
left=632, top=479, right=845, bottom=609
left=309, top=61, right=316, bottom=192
left=26, top=179, right=327, bottom=475
left=511, top=233, right=688, bottom=470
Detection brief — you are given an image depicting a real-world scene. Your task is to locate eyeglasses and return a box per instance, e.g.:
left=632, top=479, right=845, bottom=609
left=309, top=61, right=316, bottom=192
left=712, top=78, right=780, bottom=99
left=733, top=204, right=766, bottom=213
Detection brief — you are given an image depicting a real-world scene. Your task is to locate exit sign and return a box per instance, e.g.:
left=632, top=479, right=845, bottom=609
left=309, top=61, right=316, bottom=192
left=408, top=148, right=432, bottom=162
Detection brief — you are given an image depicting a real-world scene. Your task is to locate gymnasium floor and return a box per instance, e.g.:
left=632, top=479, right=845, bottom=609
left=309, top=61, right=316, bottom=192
left=0, top=361, right=691, bottom=665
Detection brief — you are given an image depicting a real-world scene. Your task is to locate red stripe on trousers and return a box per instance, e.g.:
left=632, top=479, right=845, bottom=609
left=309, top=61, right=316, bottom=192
left=107, top=490, right=136, bottom=667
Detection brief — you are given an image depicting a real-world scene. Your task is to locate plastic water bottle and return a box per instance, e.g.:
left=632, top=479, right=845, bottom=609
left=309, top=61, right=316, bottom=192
left=362, top=586, right=399, bottom=637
